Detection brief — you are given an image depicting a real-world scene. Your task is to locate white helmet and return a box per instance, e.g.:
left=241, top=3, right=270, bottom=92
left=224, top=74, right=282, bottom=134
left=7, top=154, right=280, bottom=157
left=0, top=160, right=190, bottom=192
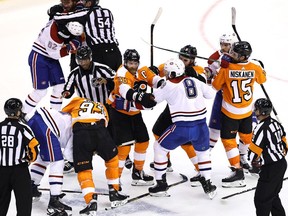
left=66, top=21, right=84, bottom=36
left=219, top=33, right=237, bottom=44
left=164, top=58, right=185, bottom=79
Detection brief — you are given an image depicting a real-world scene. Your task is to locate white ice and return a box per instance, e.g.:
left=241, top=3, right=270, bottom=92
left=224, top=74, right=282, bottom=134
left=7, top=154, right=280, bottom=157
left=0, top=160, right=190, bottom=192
left=1, top=0, right=288, bottom=215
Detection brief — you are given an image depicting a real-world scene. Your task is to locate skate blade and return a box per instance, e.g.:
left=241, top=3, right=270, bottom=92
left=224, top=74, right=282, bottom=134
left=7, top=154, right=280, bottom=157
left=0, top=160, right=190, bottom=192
left=149, top=191, right=170, bottom=197
left=207, top=190, right=217, bottom=199
left=111, top=199, right=128, bottom=208
left=131, top=180, right=154, bottom=186
left=222, top=180, right=246, bottom=188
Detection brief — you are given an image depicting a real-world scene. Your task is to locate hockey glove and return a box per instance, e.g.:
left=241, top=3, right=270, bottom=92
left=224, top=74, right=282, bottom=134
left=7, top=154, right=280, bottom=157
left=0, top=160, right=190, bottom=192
left=149, top=65, right=160, bottom=75
left=135, top=92, right=157, bottom=108
left=27, top=138, right=39, bottom=163
left=220, top=54, right=232, bottom=68
left=66, top=39, right=81, bottom=54
left=156, top=79, right=166, bottom=88
left=47, top=4, right=63, bottom=20
left=204, top=67, right=216, bottom=84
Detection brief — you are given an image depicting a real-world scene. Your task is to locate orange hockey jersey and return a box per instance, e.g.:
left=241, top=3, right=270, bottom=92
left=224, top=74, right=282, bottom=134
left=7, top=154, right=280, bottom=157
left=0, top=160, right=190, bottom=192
left=62, top=97, right=109, bottom=126
left=212, top=62, right=266, bottom=119
left=107, top=64, right=162, bottom=116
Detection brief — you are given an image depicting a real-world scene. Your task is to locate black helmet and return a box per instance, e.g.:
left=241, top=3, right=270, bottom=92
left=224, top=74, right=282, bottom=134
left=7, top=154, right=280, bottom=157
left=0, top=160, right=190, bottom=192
left=76, top=46, right=92, bottom=61
left=123, top=49, right=140, bottom=63
left=4, top=98, right=23, bottom=117
left=231, top=41, right=252, bottom=59
left=179, top=45, right=197, bottom=59
left=254, top=98, right=273, bottom=116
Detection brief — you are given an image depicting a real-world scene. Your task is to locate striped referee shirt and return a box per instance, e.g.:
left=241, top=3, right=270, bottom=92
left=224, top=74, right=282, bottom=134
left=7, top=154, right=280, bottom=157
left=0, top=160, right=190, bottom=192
left=249, top=116, right=287, bottom=165
left=0, top=118, right=35, bottom=166
left=64, top=62, right=115, bottom=104
left=85, top=6, right=119, bottom=46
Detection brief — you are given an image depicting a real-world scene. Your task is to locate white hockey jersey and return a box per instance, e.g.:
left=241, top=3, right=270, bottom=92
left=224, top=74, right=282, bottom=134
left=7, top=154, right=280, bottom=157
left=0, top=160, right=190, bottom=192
left=32, top=20, right=67, bottom=60
left=35, top=107, right=73, bottom=149
left=153, top=77, right=215, bottom=123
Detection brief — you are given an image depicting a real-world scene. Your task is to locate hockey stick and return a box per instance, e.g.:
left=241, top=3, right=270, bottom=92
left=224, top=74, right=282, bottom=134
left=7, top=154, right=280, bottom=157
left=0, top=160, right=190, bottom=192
left=39, top=187, right=109, bottom=196
left=141, top=38, right=219, bottom=63
left=231, top=7, right=241, bottom=41
left=151, top=7, right=163, bottom=68
left=221, top=176, right=288, bottom=200
left=231, top=7, right=281, bottom=122
left=252, top=59, right=281, bottom=122
left=150, top=7, right=162, bottom=94
left=105, top=173, right=188, bottom=211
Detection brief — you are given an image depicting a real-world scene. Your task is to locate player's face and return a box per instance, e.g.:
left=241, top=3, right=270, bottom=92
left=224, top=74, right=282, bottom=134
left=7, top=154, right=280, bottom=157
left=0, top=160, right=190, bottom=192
left=220, top=43, right=231, bottom=53
left=61, top=0, right=75, bottom=11
left=126, top=60, right=139, bottom=75
left=179, top=55, right=194, bottom=67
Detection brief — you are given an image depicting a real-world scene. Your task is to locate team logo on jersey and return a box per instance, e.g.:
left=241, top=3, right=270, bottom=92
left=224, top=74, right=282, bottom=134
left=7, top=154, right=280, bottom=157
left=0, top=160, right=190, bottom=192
left=229, top=70, right=255, bottom=78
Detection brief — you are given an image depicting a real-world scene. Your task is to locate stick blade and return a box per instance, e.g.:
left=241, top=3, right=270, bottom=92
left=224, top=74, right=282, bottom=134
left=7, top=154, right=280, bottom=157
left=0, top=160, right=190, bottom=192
left=231, top=7, right=236, bottom=25
left=152, top=7, right=163, bottom=25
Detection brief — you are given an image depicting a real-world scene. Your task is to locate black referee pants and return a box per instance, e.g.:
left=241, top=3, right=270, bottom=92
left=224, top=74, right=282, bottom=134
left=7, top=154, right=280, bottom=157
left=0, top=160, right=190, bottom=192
left=0, top=164, right=32, bottom=216
left=254, top=158, right=287, bottom=216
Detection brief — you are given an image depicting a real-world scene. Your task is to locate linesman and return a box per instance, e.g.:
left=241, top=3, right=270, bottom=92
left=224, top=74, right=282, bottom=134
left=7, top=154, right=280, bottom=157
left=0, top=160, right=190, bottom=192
left=0, top=98, right=39, bottom=216
left=249, top=98, right=287, bottom=216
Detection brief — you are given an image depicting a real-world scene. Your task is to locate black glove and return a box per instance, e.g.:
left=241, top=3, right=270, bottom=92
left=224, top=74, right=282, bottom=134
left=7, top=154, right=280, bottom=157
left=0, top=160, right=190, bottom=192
left=135, top=92, right=156, bottom=108
left=47, top=4, right=64, bottom=20
left=149, top=65, right=160, bottom=75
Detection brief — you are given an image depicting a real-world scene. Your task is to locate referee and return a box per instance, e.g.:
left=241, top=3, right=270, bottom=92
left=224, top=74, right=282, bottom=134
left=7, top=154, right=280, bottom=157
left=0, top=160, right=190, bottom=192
left=83, top=0, right=122, bottom=71
left=0, top=98, right=39, bottom=216
left=62, top=45, right=115, bottom=105
left=249, top=98, right=287, bottom=216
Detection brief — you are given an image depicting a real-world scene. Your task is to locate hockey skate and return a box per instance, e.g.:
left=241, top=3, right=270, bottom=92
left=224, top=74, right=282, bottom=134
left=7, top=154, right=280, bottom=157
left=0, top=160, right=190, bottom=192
left=199, top=177, right=217, bottom=199
left=124, top=155, right=133, bottom=169
left=190, top=172, right=202, bottom=187
left=222, top=167, right=246, bottom=188
left=148, top=174, right=169, bottom=197
left=63, top=161, right=74, bottom=174
left=47, top=194, right=72, bottom=216
left=240, top=154, right=251, bottom=172
left=31, top=180, right=42, bottom=202
left=131, top=165, right=154, bottom=186
left=79, top=194, right=97, bottom=216
left=109, top=185, right=129, bottom=208
left=149, top=158, right=173, bottom=172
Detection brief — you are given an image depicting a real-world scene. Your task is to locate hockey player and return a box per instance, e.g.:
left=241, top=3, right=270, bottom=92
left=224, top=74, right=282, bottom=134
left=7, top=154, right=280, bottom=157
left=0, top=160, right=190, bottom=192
left=150, top=45, right=206, bottom=186
left=249, top=98, right=287, bottom=216
left=62, top=97, right=129, bottom=215
left=149, top=58, right=217, bottom=199
left=107, top=49, right=164, bottom=186
left=206, top=33, right=255, bottom=171
left=27, top=107, right=73, bottom=216
left=212, top=41, right=266, bottom=187
left=22, top=17, right=84, bottom=116
left=0, top=98, right=39, bottom=216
